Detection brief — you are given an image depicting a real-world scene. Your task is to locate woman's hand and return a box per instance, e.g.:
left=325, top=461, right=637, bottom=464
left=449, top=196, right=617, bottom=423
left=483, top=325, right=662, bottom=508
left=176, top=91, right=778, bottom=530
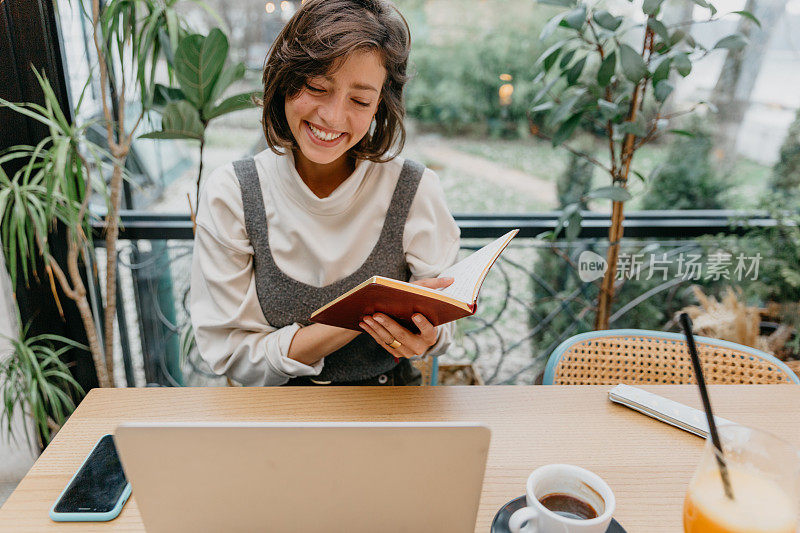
left=358, top=277, right=454, bottom=359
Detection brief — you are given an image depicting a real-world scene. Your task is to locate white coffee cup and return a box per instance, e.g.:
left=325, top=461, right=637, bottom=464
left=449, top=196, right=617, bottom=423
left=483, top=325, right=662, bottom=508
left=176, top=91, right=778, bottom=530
left=508, top=464, right=615, bottom=533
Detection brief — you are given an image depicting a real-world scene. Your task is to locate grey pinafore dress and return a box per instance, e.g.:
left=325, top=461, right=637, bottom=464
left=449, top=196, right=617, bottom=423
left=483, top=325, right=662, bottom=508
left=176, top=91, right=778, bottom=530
left=232, top=157, right=424, bottom=384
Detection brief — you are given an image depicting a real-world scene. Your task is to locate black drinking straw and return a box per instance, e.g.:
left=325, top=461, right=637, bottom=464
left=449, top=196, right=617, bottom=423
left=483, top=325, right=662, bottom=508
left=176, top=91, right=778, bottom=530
left=678, top=312, right=735, bottom=500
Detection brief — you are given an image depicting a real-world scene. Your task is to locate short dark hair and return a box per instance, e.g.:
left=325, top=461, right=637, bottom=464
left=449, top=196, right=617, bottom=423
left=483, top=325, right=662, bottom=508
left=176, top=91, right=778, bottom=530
left=260, top=0, right=410, bottom=162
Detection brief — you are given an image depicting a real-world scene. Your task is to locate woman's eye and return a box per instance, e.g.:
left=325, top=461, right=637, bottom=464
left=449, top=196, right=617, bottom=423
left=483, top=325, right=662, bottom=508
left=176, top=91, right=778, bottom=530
left=352, top=99, right=370, bottom=107
left=305, top=84, right=325, bottom=93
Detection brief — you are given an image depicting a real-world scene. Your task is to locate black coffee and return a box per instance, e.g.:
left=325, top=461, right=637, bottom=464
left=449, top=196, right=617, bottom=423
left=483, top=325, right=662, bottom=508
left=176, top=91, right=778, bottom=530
left=539, top=493, right=598, bottom=520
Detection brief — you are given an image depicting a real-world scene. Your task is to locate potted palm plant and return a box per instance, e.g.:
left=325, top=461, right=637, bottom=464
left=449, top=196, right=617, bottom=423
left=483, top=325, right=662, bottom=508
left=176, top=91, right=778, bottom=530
left=0, top=0, right=250, bottom=444
left=0, top=0, right=251, bottom=392
left=1, top=313, right=84, bottom=449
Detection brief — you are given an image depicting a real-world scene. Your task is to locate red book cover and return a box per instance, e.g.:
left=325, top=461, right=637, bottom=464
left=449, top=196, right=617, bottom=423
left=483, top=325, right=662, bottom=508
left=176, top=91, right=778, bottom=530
left=310, top=279, right=475, bottom=331
left=310, top=230, right=518, bottom=332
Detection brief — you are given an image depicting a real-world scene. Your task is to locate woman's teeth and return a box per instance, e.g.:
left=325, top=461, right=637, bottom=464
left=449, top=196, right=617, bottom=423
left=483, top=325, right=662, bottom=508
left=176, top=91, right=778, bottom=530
left=308, top=122, right=343, bottom=142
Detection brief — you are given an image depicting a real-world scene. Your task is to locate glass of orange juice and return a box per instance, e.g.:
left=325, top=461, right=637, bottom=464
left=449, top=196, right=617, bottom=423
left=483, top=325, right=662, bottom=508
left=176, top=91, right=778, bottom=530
left=684, top=424, right=800, bottom=533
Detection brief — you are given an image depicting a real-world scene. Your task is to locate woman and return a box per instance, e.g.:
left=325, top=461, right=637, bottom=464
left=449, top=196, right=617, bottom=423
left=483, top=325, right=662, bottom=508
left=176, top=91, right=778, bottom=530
left=190, top=0, right=460, bottom=386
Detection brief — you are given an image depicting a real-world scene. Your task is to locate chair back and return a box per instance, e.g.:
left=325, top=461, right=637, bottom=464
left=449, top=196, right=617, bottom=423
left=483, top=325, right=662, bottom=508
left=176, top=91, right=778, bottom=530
left=543, top=329, right=800, bottom=385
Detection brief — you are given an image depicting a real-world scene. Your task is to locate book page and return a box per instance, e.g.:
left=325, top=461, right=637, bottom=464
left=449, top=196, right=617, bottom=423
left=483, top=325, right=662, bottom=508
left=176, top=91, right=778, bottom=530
left=437, top=230, right=518, bottom=304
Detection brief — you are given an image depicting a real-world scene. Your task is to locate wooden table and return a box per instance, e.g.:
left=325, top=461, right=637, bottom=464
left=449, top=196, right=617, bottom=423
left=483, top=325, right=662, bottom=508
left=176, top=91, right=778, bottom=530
left=1, top=385, right=798, bottom=531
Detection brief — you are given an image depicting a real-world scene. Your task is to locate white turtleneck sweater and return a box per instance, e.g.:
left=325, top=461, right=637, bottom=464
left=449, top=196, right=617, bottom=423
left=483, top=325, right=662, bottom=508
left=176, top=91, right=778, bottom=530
left=190, top=149, right=461, bottom=386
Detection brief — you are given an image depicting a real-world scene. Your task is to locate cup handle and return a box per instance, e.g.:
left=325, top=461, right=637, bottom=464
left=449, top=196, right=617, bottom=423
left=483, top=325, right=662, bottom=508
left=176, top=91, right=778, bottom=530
left=508, top=506, right=539, bottom=533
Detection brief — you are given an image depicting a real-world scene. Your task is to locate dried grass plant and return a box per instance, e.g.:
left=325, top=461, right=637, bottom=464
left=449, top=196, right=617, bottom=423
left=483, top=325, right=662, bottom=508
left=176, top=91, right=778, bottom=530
left=678, top=286, right=792, bottom=357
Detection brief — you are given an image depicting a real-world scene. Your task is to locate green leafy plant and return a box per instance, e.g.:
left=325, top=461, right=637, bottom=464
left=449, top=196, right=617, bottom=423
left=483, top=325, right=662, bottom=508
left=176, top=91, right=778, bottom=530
left=0, top=71, right=111, bottom=386
left=529, top=0, right=757, bottom=328
left=1, top=0, right=217, bottom=390
left=101, top=0, right=223, bottom=105
left=1, top=319, right=84, bottom=448
left=141, top=29, right=258, bottom=214
left=92, top=0, right=217, bottom=370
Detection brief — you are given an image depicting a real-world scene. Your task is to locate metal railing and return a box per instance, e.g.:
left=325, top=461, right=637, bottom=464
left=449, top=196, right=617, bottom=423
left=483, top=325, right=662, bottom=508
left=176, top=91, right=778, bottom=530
left=92, top=210, right=774, bottom=386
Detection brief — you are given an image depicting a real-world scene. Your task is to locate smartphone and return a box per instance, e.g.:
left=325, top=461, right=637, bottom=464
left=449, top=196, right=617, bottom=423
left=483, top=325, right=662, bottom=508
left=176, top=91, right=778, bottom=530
left=49, top=434, right=132, bottom=522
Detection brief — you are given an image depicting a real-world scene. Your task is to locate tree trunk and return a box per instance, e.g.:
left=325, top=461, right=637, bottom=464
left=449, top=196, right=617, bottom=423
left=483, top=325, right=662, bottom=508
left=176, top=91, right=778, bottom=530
left=595, top=28, right=654, bottom=330
left=102, top=153, right=126, bottom=386
left=711, top=0, right=788, bottom=159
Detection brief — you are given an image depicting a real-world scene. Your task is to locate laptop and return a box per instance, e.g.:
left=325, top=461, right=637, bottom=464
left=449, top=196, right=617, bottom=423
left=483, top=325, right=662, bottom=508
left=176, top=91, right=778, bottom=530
left=114, top=422, right=491, bottom=533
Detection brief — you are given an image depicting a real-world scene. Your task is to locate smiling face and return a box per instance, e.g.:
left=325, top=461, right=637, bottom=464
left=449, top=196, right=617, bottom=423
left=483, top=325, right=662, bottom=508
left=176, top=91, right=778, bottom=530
left=284, top=49, right=386, bottom=173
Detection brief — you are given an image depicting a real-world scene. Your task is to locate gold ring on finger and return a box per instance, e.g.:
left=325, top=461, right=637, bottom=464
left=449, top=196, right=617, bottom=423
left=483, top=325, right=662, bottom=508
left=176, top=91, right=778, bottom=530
left=387, top=339, right=402, bottom=349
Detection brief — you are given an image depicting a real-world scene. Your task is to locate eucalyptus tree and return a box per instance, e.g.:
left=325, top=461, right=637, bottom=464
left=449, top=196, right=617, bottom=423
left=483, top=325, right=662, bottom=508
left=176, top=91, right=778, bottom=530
left=530, top=0, right=757, bottom=329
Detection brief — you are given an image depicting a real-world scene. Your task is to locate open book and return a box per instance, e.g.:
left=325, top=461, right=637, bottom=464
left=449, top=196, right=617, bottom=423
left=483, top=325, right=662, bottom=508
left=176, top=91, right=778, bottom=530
left=310, top=229, right=519, bottom=331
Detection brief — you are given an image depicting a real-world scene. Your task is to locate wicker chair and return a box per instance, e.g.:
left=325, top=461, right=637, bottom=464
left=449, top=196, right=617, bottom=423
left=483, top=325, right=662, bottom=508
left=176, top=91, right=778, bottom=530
left=543, top=329, right=800, bottom=385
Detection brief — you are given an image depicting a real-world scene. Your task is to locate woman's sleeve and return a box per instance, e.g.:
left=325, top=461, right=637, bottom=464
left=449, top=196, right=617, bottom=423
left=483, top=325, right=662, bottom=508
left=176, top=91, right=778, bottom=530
left=403, top=167, right=461, bottom=356
left=189, top=165, right=324, bottom=386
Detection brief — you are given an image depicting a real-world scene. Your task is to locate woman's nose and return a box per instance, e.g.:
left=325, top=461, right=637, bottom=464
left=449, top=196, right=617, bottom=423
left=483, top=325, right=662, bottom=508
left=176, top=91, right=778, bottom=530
left=317, top=97, right=346, bottom=128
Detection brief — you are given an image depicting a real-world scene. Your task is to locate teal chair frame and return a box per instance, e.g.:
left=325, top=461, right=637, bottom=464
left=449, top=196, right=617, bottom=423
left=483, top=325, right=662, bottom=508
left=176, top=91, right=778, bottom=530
left=543, top=329, right=800, bottom=385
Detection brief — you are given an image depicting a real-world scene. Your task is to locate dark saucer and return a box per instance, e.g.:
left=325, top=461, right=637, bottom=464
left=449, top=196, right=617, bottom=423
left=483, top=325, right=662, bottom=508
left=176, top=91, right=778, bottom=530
left=491, top=495, right=626, bottom=533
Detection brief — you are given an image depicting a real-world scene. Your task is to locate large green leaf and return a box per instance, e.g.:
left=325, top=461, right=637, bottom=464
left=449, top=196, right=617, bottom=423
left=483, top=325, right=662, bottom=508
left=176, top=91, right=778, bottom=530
left=672, top=52, right=692, bottom=76
left=691, top=0, right=717, bottom=16
left=140, top=100, right=205, bottom=140
left=642, top=0, right=664, bottom=16
left=597, top=51, right=616, bottom=87
left=647, top=19, right=669, bottom=44
left=563, top=5, right=587, bottom=30
left=530, top=102, right=556, bottom=113
left=537, top=40, right=567, bottom=72
left=552, top=112, right=583, bottom=146
left=651, top=57, right=672, bottom=85
left=166, top=9, right=181, bottom=56
left=654, top=80, right=674, bottom=102
left=559, top=49, right=577, bottom=69
left=593, top=10, right=622, bottom=31
left=619, top=44, right=647, bottom=83
left=174, top=29, right=228, bottom=108
left=540, top=12, right=568, bottom=40
left=713, top=34, right=748, bottom=51
left=205, top=91, right=258, bottom=120
left=732, top=10, right=761, bottom=28
left=205, top=62, right=247, bottom=113
left=152, top=84, right=186, bottom=108
left=669, top=30, right=686, bottom=47
left=565, top=56, right=587, bottom=85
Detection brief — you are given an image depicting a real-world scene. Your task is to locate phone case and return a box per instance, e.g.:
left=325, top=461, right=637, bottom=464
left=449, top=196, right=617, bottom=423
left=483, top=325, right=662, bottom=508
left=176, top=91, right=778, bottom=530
left=49, top=434, right=132, bottom=522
